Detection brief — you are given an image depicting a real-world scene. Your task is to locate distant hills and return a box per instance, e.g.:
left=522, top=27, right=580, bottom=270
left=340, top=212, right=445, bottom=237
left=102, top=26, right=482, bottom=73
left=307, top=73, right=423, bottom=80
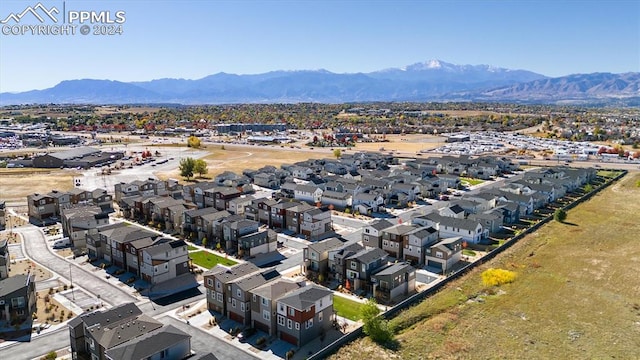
left=1, top=60, right=638, bottom=105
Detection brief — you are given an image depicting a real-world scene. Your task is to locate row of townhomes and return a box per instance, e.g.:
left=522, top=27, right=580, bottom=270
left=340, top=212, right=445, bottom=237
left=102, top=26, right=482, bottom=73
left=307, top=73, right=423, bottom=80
left=21, top=152, right=596, bottom=351
left=203, top=262, right=334, bottom=347
left=85, top=221, right=199, bottom=298
left=69, top=302, right=218, bottom=360
left=27, top=188, right=113, bottom=226
left=301, top=161, right=596, bottom=305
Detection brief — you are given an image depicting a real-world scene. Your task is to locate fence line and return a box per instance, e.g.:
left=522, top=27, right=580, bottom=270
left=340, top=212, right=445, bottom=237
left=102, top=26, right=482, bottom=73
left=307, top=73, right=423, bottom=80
left=308, top=170, right=627, bottom=360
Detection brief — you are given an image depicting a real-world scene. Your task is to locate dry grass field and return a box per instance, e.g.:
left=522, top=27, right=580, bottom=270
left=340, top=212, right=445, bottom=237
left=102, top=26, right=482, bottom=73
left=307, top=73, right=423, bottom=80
left=331, top=172, right=640, bottom=360
left=354, top=134, right=445, bottom=154
left=0, top=168, right=77, bottom=202
left=154, top=144, right=330, bottom=181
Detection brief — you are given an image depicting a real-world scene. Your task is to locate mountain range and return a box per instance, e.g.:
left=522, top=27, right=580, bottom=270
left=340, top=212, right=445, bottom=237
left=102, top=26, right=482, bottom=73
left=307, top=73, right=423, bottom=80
left=1, top=60, right=638, bottom=105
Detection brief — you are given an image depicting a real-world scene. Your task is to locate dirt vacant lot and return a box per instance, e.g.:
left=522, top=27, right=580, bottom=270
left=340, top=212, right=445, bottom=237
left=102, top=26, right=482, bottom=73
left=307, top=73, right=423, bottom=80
left=0, top=168, right=77, bottom=203
left=154, top=144, right=331, bottom=181
left=331, top=172, right=640, bottom=360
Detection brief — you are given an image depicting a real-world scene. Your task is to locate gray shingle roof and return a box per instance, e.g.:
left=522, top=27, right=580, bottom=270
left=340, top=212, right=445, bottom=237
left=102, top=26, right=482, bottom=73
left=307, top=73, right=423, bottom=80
left=372, top=262, right=413, bottom=277
left=104, top=325, right=190, bottom=360
left=0, top=274, right=32, bottom=297
left=278, top=284, right=333, bottom=311
left=307, top=237, right=344, bottom=254
left=90, top=313, right=163, bottom=350
left=368, top=219, right=395, bottom=231
left=347, top=247, right=388, bottom=264
left=250, top=279, right=302, bottom=300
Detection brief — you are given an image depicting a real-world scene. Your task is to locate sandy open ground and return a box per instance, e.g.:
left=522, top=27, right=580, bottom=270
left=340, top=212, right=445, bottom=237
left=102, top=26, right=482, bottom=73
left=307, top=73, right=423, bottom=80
left=0, top=168, right=78, bottom=203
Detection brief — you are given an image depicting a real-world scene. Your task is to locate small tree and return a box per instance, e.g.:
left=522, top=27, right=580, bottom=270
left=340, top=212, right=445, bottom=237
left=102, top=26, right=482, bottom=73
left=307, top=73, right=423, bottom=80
left=584, top=184, right=594, bottom=193
left=194, top=159, right=208, bottom=178
left=361, top=298, right=393, bottom=344
left=179, top=157, right=196, bottom=180
left=554, top=208, right=567, bottom=223
left=201, top=237, right=207, bottom=248
left=187, top=136, right=201, bottom=148
left=333, top=148, right=342, bottom=159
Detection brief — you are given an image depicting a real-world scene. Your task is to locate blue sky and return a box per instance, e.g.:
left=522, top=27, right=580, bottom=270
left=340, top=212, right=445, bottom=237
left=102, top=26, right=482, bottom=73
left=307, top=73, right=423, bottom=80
left=0, top=0, right=638, bottom=92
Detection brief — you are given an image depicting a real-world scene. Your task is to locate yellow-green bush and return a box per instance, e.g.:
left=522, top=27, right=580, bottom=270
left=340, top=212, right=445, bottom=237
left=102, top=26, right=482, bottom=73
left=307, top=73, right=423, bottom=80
left=481, top=268, right=517, bottom=287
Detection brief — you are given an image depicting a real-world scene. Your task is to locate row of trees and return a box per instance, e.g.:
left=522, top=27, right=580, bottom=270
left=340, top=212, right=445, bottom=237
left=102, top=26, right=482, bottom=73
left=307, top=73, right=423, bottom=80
left=179, top=157, right=208, bottom=180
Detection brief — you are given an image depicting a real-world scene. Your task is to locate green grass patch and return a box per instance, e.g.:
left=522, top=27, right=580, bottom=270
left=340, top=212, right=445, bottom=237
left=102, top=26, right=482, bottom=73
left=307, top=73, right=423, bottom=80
left=596, top=170, right=622, bottom=179
left=462, top=249, right=476, bottom=256
left=189, top=251, right=237, bottom=269
left=460, top=177, right=485, bottom=186
left=333, top=296, right=364, bottom=321
left=187, top=245, right=198, bottom=251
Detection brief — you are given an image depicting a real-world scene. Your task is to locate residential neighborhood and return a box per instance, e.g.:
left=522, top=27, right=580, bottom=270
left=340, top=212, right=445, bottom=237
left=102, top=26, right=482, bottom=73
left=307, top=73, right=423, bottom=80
left=0, top=146, right=613, bottom=360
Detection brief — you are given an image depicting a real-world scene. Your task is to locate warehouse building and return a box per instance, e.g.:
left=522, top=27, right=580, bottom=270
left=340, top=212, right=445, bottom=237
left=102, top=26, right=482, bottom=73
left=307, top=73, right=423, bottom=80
left=32, top=147, right=123, bottom=168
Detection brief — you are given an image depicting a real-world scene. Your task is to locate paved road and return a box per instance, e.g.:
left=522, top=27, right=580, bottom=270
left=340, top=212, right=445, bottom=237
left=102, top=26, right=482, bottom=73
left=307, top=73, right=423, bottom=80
left=16, top=225, right=137, bottom=306
left=78, top=146, right=209, bottom=192
left=160, top=316, right=260, bottom=360
left=0, top=328, right=69, bottom=360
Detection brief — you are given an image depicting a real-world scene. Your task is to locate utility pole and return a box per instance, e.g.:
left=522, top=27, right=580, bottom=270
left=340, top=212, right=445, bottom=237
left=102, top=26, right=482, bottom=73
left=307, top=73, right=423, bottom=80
left=69, top=263, right=75, bottom=300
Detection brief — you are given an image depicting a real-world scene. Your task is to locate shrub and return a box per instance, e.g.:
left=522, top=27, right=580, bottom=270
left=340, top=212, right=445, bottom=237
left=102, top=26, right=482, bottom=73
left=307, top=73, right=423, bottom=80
left=41, top=351, right=57, bottom=360
left=285, top=350, right=295, bottom=360
left=481, top=268, right=517, bottom=287
left=554, top=208, right=567, bottom=223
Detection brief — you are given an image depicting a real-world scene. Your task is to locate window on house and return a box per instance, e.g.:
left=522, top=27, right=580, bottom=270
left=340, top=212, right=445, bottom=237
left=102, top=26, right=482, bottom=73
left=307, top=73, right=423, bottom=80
left=436, top=251, right=443, bottom=259
left=232, top=299, right=236, bottom=308
left=207, top=278, right=213, bottom=287
left=262, top=297, right=268, bottom=306
left=365, top=229, right=370, bottom=234
left=350, top=261, right=357, bottom=270
left=216, top=281, right=221, bottom=290
left=295, top=322, right=300, bottom=330
left=263, top=310, right=270, bottom=320
left=318, top=311, right=323, bottom=322
left=278, top=315, right=285, bottom=326
left=217, top=293, right=223, bottom=302
left=279, top=303, right=285, bottom=313
left=307, top=318, right=314, bottom=329
left=252, top=294, right=256, bottom=302
left=289, top=307, right=295, bottom=316
left=241, top=302, right=245, bottom=312
left=11, top=297, right=25, bottom=308
left=237, top=289, right=242, bottom=298
left=287, top=319, right=292, bottom=329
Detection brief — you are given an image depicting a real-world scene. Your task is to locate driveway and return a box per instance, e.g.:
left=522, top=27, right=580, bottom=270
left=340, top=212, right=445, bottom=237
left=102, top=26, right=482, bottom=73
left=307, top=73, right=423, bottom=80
left=16, top=225, right=137, bottom=306
left=159, top=316, right=260, bottom=360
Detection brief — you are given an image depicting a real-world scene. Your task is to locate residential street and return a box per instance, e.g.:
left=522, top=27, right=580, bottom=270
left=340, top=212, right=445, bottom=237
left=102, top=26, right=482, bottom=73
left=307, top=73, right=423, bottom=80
left=16, top=225, right=137, bottom=306
left=0, top=328, right=68, bottom=360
